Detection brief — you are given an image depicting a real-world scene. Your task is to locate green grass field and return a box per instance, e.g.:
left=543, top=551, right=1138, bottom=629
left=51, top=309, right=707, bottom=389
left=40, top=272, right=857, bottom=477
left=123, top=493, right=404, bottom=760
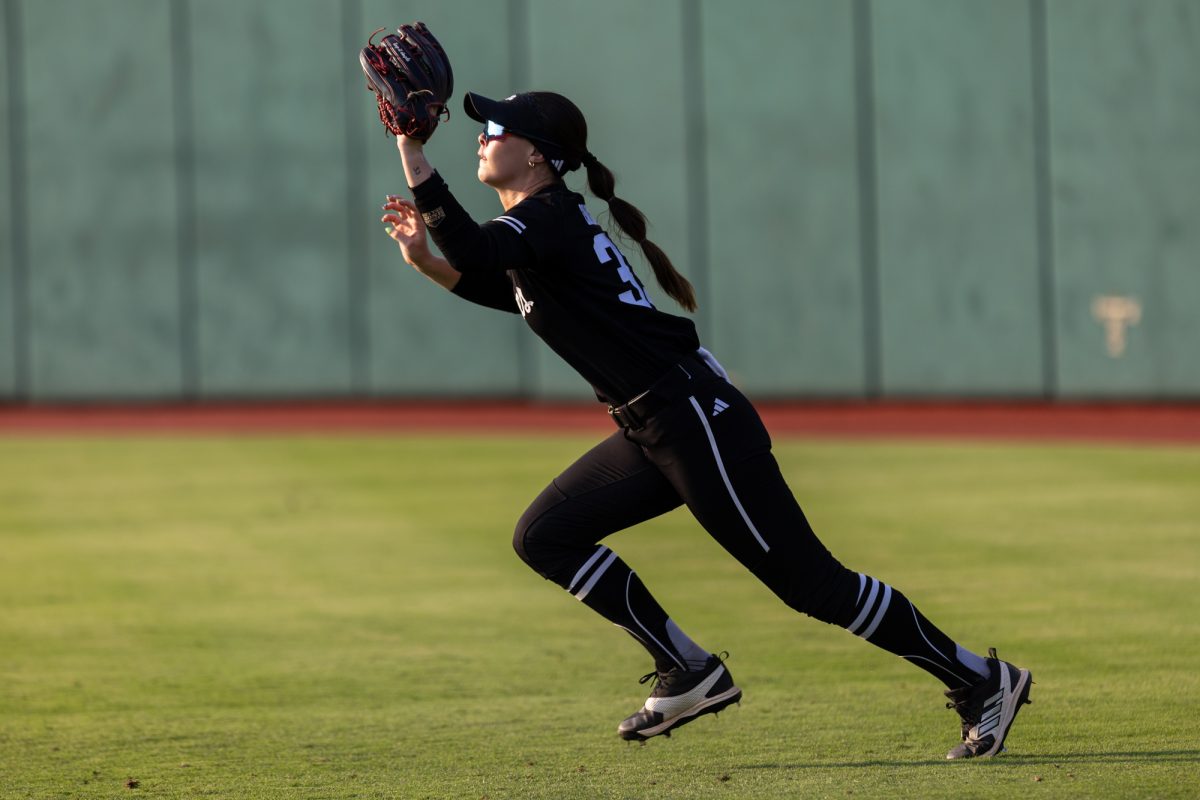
left=2, top=434, right=1198, bottom=799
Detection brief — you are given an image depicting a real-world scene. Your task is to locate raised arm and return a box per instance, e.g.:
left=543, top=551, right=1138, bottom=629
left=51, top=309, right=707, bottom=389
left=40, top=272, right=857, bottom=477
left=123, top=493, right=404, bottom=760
left=381, top=137, right=518, bottom=313
left=388, top=136, right=540, bottom=275
left=396, top=135, right=436, bottom=190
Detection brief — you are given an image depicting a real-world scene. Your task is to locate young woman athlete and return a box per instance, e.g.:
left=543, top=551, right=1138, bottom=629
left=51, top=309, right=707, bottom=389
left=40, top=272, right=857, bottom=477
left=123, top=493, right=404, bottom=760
left=379, top=90, right=1032, bottom=758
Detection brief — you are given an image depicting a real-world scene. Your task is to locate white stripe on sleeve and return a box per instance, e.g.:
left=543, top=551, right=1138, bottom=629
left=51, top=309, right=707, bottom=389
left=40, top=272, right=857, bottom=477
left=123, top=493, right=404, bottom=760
left=494, top=215, right=526, bottom=233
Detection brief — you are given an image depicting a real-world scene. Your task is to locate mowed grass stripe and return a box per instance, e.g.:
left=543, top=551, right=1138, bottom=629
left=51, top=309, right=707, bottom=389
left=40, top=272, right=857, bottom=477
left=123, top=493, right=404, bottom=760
left=1, top=436, right=1198, bottom=799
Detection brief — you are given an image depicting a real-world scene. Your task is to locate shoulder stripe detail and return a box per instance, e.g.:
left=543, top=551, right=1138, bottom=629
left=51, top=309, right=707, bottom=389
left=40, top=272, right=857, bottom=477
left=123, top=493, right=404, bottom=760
left=494, top=215, right=527, bottom=234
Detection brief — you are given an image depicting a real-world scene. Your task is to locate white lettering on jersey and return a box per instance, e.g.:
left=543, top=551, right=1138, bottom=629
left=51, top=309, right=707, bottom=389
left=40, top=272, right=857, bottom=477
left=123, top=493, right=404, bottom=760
left=594, top=233, right=653, bottom=308
left=577, top=206, right=653, bottom=309
left=514, top=285, right=534, bottom=317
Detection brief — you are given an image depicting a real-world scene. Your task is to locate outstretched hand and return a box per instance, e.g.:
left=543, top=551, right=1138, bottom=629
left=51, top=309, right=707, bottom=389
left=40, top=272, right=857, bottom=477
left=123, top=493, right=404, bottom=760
left=380, top=195, right=429, bottom=265
left=379, top=194, right=460, bottom=290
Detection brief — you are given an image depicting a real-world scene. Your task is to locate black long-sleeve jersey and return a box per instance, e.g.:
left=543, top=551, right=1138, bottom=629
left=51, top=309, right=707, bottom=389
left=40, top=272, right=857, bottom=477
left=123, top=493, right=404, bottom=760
left=412, top=172, right=700, bottom=404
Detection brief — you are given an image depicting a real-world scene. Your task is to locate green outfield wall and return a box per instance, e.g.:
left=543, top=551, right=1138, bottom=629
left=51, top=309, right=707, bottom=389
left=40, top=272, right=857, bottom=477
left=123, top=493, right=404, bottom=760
left=2, top=0, right=1197, bottom=402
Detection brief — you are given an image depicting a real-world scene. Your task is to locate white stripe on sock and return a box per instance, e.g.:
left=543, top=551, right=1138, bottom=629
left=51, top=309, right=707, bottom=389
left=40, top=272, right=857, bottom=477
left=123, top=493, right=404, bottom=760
left=687, top=396, right=769, bottom=552
left=902, top=654, right=976, bottom=686
left=614, top=624, right=651, bottom=650
left=625, top=573, right=684, bottom=671
left=847, top=576, right=879, bottom=633
left=859, top=584, right=892, bottom=640
left=567, top=546, right=610, bottom=593
left=911, top=600, right=954, bottom=664
left=573, top=550, right=618, bottom=601
left=666, top=619, right=710, bottom=671
left=956, top=643, right=991, bottom=680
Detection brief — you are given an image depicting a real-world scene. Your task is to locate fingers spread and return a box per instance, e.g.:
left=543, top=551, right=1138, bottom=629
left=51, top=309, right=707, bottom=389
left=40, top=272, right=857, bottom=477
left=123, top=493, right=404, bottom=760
left=381, top=198, right=416, bottom=214
left=380, top=198, right=421, bottom=243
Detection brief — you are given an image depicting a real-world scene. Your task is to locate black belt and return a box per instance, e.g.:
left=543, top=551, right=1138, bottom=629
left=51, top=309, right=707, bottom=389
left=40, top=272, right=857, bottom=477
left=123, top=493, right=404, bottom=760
left=608, top=353, right=715, bottom=431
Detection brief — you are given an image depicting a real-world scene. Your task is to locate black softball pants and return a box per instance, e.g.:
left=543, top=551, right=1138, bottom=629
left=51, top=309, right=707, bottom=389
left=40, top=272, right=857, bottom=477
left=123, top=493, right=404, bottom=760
left=511, top=360, right=987, bottom=690
left=513, top=366, right=859, bottom=626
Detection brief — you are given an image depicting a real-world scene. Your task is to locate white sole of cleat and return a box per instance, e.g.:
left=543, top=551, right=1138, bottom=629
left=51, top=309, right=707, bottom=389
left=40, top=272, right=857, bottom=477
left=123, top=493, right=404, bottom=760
left=631, top=686, right=743, bottom=740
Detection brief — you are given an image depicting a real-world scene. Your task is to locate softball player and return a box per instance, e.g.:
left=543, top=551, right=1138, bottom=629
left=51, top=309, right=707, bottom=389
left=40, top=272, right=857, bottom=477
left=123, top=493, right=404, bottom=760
left=379, top=91, right=1032, bottom=758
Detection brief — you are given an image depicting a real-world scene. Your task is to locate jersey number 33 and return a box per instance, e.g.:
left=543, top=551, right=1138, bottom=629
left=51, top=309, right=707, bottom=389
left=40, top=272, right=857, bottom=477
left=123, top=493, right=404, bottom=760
left=579, top=204, right=654, bottom=309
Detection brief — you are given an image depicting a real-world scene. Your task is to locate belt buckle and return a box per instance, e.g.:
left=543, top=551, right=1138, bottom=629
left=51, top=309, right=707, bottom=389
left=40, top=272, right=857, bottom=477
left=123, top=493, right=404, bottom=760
left=608, top=402, right=643, bottom=431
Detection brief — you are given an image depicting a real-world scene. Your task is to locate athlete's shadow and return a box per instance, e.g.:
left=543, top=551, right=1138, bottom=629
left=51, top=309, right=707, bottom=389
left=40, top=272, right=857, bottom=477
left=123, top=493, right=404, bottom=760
left=1001, top=749, right=1200, bottom=765
left=739, top=749, right=1200, bottom=769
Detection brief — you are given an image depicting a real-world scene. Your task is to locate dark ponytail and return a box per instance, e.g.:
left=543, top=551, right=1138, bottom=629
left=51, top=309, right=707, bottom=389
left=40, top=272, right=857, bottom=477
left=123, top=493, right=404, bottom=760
left=528, top=92, right=698, bottom=312
left=583, top=156, right=697, bottom=312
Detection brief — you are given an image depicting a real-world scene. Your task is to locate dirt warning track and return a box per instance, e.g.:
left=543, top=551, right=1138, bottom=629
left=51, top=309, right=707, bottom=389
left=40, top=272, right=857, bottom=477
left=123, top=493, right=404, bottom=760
left=1, top=401, right=1198, bottom=444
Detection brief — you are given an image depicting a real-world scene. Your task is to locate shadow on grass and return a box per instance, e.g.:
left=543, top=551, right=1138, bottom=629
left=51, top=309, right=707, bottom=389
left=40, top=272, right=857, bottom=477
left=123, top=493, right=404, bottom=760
left=736, top=750, right=1200, bottom=770
left=1003, top=750, right=1200, bottom=765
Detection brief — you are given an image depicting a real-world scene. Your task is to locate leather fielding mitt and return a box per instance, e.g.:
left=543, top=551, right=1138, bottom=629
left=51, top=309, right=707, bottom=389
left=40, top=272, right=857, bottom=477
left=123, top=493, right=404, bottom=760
left=359, top=22, right=454, bottom=141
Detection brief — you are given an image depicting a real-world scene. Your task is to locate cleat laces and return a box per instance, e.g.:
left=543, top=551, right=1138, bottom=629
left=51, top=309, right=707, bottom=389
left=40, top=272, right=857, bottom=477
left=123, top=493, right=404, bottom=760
left=637, top=651, right=729, bottom=698
left=639, top=668, right=682, bottom=697
left=944, top=688, right=978, bottom=742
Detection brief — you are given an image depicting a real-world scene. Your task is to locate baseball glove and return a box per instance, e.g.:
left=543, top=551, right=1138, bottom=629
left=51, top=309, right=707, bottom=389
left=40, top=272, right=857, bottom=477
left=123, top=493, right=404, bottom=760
left=359, top=22, right=453, bottom=141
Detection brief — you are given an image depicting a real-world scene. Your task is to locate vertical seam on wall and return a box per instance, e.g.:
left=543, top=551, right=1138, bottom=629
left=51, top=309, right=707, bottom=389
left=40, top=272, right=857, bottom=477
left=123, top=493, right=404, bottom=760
left=170, top=0, right=199, bottom=399
left=681, top=0, right=711, bottom=340
left=1030, top=0, right=1058, bottom=399
left=852, top=0, right=881, bottom=398
left=508, top=0, right=530, bottom=100
left=5, top=0, right=29, bottom=401
left=508, top=0, right=535, bottom=398
left=343, top=0, right=369, bottom=394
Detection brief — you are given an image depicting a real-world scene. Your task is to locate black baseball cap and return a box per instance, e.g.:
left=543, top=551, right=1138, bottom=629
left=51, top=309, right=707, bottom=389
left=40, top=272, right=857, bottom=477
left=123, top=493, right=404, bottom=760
left=463, top=91, right=582, bottom=174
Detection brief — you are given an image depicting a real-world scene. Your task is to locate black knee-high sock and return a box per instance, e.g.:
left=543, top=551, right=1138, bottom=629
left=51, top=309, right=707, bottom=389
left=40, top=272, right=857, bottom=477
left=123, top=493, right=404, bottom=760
left=565, top=545, right=710, bottom=673
left=838, top=573, right=990, bottom=690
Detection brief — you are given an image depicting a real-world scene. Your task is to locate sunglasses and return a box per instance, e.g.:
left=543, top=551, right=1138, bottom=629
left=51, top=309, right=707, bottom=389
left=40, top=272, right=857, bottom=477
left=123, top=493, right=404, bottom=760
left=479, top=120, right=560, bottom=149
left=479, top=120, right=510, bottom=145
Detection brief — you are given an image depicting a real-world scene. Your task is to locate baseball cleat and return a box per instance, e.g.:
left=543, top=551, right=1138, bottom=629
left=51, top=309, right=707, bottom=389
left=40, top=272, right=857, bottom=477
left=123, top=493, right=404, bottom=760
left=618, top=653, right=742, bottom=741
left=944, top=648, right=1033, bottom=759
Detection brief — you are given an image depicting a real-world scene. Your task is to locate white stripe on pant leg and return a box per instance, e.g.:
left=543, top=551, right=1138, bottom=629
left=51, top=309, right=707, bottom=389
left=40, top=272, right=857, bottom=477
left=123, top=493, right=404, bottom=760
left=687, top=396, right=770, bottom=553
left=568, top=545, right=610, bottom=593
left=858, top=584, right=892, bottom=640
left=846, top=576, right=879, bottom=634
left=855, top=572, right=867, bottom=604
left=573, top=550, right=619, bottom=601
